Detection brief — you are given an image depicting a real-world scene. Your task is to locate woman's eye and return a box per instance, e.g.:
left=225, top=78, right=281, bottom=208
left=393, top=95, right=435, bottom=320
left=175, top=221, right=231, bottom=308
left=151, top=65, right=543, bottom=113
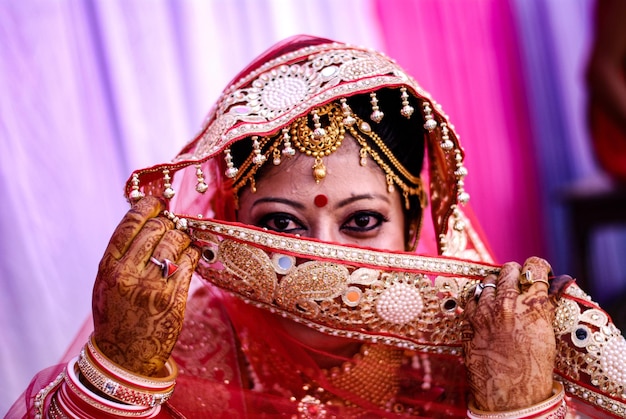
left=257, top=213, right=304, bottom=233
left=342, top=211, right=387, bottom=232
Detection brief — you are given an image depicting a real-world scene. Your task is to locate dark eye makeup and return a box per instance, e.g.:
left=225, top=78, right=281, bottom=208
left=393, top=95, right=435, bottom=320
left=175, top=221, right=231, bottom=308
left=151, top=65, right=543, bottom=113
left=341, top=211, right=388, bottom=233
left=257, top=212, right=305, bottom=234
left=256, top=210, right=388, bottom=237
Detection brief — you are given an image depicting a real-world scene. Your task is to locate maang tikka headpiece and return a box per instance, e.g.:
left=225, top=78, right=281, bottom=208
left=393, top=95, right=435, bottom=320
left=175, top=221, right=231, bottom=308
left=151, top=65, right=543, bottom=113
left=225, top=99, right=427, bottom=211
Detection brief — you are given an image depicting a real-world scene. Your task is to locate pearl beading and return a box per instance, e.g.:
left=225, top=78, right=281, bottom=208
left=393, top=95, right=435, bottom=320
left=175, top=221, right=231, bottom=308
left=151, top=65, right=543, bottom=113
left=33, top=371, right=64, bottom=419
left=559, top=376, right=626, bottom=417
left=376, top=282, right=425, bottom=325
left=165, top=213, right=499, bottom=279
left=552, top=286, right=626, bottom=416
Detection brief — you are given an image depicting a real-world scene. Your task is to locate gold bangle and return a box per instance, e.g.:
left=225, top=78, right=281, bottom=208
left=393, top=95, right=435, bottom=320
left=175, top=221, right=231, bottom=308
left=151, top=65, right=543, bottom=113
left=87, top=334, right=177, bottom=390
left=467, top=381, right=566, bottom=419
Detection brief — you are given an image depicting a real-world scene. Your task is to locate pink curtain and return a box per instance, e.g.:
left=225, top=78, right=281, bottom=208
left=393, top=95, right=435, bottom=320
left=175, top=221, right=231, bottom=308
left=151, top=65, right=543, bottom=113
left=375, top=0, right=548, bottom=264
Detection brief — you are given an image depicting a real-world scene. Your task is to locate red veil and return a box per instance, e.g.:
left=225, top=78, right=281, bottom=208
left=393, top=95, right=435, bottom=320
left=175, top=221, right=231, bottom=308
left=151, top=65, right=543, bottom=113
left=9, top=35, right=626, bottom=418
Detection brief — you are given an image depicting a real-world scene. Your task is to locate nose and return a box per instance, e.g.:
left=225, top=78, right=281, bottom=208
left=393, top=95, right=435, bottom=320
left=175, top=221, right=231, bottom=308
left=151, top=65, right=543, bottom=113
left=309, top=220, right=340, bottom=244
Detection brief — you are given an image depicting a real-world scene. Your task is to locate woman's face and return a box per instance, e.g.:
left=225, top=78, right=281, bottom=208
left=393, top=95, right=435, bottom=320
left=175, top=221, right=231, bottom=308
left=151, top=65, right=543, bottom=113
left=237, top=136, right=406, bottom=251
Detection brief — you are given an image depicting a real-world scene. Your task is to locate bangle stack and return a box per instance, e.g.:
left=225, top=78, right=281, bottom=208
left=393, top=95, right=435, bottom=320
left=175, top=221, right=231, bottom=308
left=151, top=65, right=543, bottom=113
left=56, top=357, right=158, bottom=417
left=79, top=334, right=177, bottom=407
left=467, top=381, right=567, bottom=419
left=39, top=334, right=178, bottom=418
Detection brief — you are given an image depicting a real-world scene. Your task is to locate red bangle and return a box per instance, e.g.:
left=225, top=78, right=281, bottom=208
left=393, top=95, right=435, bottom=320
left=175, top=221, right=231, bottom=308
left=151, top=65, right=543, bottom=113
left=60, top=357, right=158, bottom=417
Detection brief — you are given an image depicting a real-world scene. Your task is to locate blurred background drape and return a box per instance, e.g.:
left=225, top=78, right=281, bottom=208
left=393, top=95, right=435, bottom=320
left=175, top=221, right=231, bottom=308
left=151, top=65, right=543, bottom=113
left=2, top=0, right=625, bottom=414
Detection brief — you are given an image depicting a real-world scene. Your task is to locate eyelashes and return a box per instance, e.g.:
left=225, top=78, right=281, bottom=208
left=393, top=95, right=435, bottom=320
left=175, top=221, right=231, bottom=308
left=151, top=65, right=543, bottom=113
left=257, top=212, right=305, bottom=234
left=256, top=211, right=389, bottom=236
left=341, top=211, right=388, bottom=232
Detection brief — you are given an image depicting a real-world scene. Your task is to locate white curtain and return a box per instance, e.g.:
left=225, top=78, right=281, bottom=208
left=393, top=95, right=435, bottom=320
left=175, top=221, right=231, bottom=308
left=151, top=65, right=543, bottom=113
left=0, top=0, right=383, bottom=412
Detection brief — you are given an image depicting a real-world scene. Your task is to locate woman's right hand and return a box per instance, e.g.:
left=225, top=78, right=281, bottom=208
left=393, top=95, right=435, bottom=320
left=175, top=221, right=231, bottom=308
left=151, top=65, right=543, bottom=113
left=92, top=196, right=200, bottom=376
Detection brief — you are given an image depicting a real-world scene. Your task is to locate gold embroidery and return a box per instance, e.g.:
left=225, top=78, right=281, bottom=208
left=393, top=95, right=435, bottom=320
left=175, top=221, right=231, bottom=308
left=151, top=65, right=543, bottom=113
left=554, top=290, right=626, bottom=397
left=277, top=261, right=349, bottom=317
left=218, top=239, right=277, bottom=304
left=183, top=217, right=490, bottom=355
left=184, top=215, right=626, bottom=416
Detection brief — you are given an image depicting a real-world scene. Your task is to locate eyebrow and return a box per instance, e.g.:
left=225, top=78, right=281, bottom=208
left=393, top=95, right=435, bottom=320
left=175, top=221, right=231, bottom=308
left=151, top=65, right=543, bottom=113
left=251, top=194, right=390, bottom=210
left=334, top=194, right=390, bottom=210
left=251, top=197, right=306, bottom=210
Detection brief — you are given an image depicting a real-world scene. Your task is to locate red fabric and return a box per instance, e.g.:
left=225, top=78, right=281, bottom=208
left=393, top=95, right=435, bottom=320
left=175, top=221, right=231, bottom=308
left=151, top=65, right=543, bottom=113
left=5, top=365, right=63, bottom=418
left=166, top=285, right=471, bottom=418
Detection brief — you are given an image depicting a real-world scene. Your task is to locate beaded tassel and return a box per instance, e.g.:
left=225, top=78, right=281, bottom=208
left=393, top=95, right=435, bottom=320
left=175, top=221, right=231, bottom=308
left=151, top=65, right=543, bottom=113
left=422, top=102, right=437, bottom=131
left=370, top=92, right=384, bottom=123
left=251, top=136, right=266, bottom=165
left=453, top=207, right=466, bottom=232
left=312, top=110, right=326, bottom=140
left=224, top=149, right=238, bottom=178
left=129, top=173, right=144, bottom=201
left=272, top=148, right=281, bottom=165
left=282, top=128, right=296, bottom=157
left=360, top=147, right=368, bottom=166
left=340, top=98, right=356, bottom=126
left=311, top=109, right=328, bottom=181
left=400, top=87, right=414, bottom=118
left=195, top=164, right=208, bottom=193
left=440, top=123, right=454, bottom=150
left=454, top=150, right=470, bottom=204
left=163, top=169, right=175, bottom=199
left=386, top=174, right=395, bottom=193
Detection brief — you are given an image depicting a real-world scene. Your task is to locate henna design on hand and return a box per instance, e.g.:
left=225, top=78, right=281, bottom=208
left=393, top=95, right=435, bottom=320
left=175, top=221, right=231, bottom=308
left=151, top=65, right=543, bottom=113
left=92, top=196, right=200, bottom=376
left=462, top=257, right=557, bottom=412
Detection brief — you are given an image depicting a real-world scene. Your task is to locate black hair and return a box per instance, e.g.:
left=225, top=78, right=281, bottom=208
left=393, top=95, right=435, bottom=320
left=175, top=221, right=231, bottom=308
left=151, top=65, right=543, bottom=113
left=347, top=88, right=425, bottom=184
left=347, top=88, right=426, bottom=245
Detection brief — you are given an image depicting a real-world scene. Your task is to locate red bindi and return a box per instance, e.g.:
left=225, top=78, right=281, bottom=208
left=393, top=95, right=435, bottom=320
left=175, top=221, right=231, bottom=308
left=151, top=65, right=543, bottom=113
left=314, top=194, right=328, bottom=208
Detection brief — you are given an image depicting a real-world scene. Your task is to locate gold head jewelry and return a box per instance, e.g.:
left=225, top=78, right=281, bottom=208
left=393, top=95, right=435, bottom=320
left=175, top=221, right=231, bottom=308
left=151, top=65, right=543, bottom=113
left=230, top=100, right=426, bottom=210
left=292, top=106, right=345, bottom=183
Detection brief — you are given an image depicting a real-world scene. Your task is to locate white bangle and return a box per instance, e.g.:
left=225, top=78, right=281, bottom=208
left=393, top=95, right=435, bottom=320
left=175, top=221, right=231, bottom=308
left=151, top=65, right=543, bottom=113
left=467, top=381, right=566, bottom=418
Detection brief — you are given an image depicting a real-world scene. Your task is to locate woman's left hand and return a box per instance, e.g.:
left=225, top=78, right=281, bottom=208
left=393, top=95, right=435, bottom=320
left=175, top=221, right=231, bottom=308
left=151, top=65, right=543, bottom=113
left=462, top=257, right=557, bottom=412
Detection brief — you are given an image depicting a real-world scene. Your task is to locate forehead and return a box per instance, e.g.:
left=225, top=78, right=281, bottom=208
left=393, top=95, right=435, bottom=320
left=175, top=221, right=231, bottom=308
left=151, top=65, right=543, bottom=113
left=246, top=136, right=389, bottom=198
